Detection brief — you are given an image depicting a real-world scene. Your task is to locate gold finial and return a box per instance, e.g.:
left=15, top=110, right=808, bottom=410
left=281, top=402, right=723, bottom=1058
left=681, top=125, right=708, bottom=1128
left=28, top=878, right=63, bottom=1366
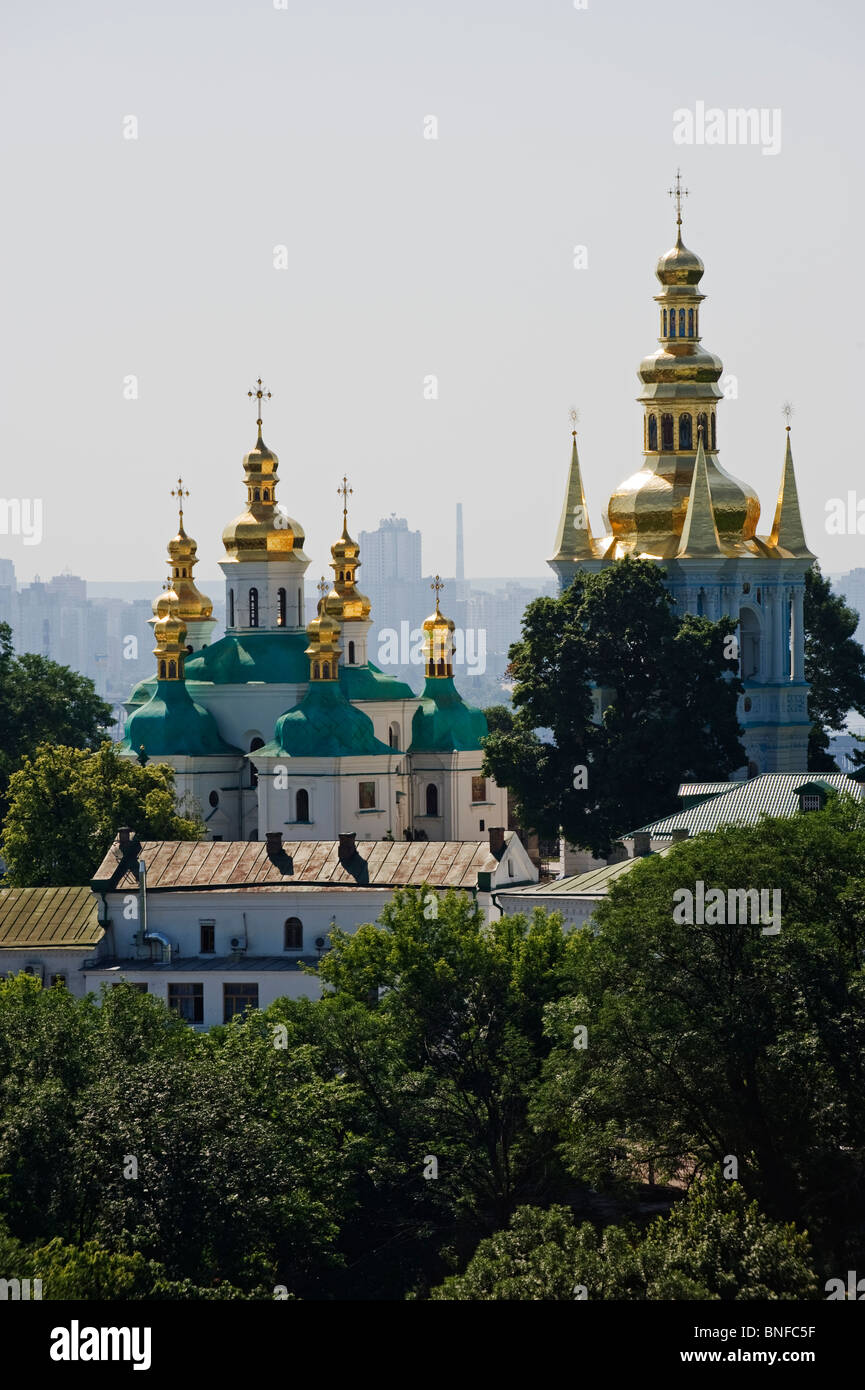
left=782, top=401, right=794, bottom=432
left=668, top=169, right=689, bottom=227
left=318, top=575, right=329, bottom=599
left=337, top=475, right=353, bottom=526
left=431, top=573, right=444, bottom=614
left=569, top=406, right=579, bottom=440
left=247, top=377, right=272, bottom=432
left=171, top=477, right=189, bottom=527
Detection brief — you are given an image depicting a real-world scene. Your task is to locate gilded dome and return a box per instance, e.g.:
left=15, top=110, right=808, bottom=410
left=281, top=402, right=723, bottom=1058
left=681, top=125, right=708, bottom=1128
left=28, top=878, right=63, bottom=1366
left=655, top=229, right=704, bottom=287
left=222, top=428, right=308, bottom=562
left=324, top=512, right=371, bottom=621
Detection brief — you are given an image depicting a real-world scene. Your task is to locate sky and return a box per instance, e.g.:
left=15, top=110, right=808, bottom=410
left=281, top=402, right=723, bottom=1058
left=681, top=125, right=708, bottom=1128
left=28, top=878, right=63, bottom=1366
left=1, top=0, right=863, bottom=587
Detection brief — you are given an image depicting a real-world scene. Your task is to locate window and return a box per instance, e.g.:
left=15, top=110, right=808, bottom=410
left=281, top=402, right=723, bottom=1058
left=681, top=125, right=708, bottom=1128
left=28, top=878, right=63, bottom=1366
left=697, top=412, right=708, bottom=444
left=249, top=587, right=259, bottom=628
left=168, top=659, right=177, bottom=678
left=710, top=413, right=716, bottom=449
left=688, top=307, right=694, bottom=335
left=479, top=818, right=485, bottom=831
left=295, top=788, right=309, bottom=822
left=648, top=414, right=658, bottom=450
left=253, top=487, right=260, bottom=501
left=313, top=661, right=320, bottom=679
left=508, top=858, right=514, bottom=877
left=159, top=660, right=166, bottom=678
left=678, top=308, right=685, bottom=336
left=277, top=588, right=286, bottom=626
left=348, top=640, right=355, bottom=664
left=388, top=721, right=400, bottom=748
left=661, top=414, right=674, bottom=450
left=359, top=780, right=376, bottom=810
left=662, top=309, right=667, bottom=335
left=168, top=983, right=203, bottom=1024
left=249, top=737, right=264, bottom=789
left=229, top=590, right=235, bottom=627
left=425, top=783, right=439, bottom=816
left=223, top=982, right=258, bottom=1023
left=669, top=312, right=676, bottom=339
left=209, top=790, right=219, bottom=808
left=471, top=775, right=486, bottom=803
left=297, top=589, right=303, bottom=626
left=263, top=488, right=270, bottom=501
left=284, top=917, right=303, bottom=950
left=322, top=661, right=330, bottom=679
left=200, top=922, right=215, bottom=954
left=50, top=974, right=66, bottom=988
left=801, top=794, right=822, bottom=812
left=679, top=413, right=693, bottom=450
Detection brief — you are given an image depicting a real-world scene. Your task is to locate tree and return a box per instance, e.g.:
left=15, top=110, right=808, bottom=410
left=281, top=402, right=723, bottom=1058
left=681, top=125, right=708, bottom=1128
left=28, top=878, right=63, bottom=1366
left=0, top=741, right=203, bottom=887
left=0, top=622, right=112, bottom=816
left=429, top=1171, right=818, bottom=1300
left=481, top=558, right=744, bottom=856
left=804, top=565, right=865, bottom=770
left=532, top=795, right=865, bottom=1272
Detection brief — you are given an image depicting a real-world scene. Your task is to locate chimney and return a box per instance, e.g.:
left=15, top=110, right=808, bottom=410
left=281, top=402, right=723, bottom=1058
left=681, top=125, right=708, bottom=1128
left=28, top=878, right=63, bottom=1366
left=488, top=826, right=506, bottom=857
left=266, top=830, right=283, bottom=857
left=338, top=831, right=356, bottom=864
left=670, top=827, right=690, bottom=843
left=119, top=826, right=134, bottom=849
left=632, top=832, right=652, bottom=858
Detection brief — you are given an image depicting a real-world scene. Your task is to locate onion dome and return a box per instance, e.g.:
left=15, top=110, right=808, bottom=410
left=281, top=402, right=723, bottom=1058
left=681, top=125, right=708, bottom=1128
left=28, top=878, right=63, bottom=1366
left=166, top=479, right=213, bottom=623
left=268, top=682, right=392, bottom=758
left=323, top=476, right=371, bottom=621
left=655, top=227, right=705, bottom=287
left=151, top=588, right=188, bottom=681
left=422, top=577, right=455, bottom=679
left=409, top=678, right=488, bottom=753
left=305, top=577, right=342, bottom=681
left=122, top=681, right=241, bottom=759
left=222, top=384, right=307, bottom=563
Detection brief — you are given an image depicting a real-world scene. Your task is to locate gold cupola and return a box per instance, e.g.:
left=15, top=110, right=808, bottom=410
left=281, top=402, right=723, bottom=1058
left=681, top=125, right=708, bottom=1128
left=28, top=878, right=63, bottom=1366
left=152, top=587, right=188, bottom=681
left=605, top=173, right=761, bottom=558
left=305, top=577, right=342, bottom=680
left=323, top=476, right=371, bottom=621
left=166, top=479, right=213, bottom=632
left=222, top=380, right=308, bottom=564
left=422, top=576, right=455, bottom=679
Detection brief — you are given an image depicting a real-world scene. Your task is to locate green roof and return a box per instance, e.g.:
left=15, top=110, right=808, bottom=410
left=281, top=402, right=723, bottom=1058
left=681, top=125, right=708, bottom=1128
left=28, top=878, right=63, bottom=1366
left=184, top=630, right=310, bottom=685
left=339, top=662, right=415, bottom=702
left=266, top=681, right=393, bottom=758
left=632, top=772, right=862, bottom=839
left=409, top=676, right=488, bottom=753
left=120, top=681, right=242, bottom=758
left=498, top=847, right=674, bottom=898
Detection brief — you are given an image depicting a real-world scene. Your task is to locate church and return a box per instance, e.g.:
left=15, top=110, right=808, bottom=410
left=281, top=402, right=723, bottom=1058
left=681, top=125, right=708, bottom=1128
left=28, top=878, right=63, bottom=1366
left=119, top=383, right=507, bottom=844
left=549, top=178, right=813, bottom=777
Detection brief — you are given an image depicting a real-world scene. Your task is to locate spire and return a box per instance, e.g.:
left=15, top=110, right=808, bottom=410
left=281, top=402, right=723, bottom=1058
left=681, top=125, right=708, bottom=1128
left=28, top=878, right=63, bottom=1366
left=549, top=417, right=595, bottom=562
left=768, top=424, right=814, bottom=558
left=166, top=480, right=213, bottom=625
left=677, top=430, right=724, bottom=557
left=325, top=477, right=371, bottom=622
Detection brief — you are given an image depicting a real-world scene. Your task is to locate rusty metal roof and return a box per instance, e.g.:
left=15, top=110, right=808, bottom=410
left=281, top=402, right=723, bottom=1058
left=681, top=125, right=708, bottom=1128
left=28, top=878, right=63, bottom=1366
left=93, top=836, right=512, bottom=893
left=0, top=886, right=103, bottom=949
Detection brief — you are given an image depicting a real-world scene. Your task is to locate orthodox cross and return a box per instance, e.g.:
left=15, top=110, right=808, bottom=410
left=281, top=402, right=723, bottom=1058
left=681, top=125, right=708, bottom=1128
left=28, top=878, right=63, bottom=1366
left=318, top=575, right=329, bottom=599
left=338, top=475, right=353, bottom=525
left=248, top=378, right=271, bottom=427
left=431, top=574, right=444, bottom=612
left=668, top=169, right=689, bottom=226
left=782, top=401, right=794, bottom=432
left=171, top=477, right=189, bottom=526
left=569, top=406, right=579, bottom=439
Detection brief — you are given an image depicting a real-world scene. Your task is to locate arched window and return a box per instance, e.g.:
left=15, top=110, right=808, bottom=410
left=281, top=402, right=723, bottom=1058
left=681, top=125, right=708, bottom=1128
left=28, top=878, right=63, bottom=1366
left=739, top=609, right=760, bottom=680
left=679, top=413, right=693, bottom=450
left=284, top=917, right=302, bottom=950
left=710, top=413, right=717, bottom=449
left=313, top=661, right=320, bottom=679
left=229, top=590, right=235, bottom=627
left=669, top=313, right=676, bottom=339
left=688, top=308, right=694, bottom=336
left=388, top=721, right=400, bottom=748
left=159, top=660, right=166, bottom=678
left=696, top=412, right=708, bottom=444
left=426, top=783, right=439, bottom=817
left=249, top=736, right=264, bottom=789
left=661, top=414, right=675, bottom=450
left=662, top=309, right=667, bottom=336
left=253, top=487, right=260, bottom=501
left=322, top=661, right=330, bottom=679
left=263, top=488, right=270, bottom=500
left=678, top=308, right=686, bottom=336
left=295, top=788, right=309, bottom=822
left=297, top=589, right=303, bottom=626
left=249, top=587, right=258, bottom=628
left=168, top=659, right=177, bottom=678
left=277, top=588, right=286, bottom=627
left=348, top=640, right=355, bottom=664
left=648, top=414, right=658, bottom=450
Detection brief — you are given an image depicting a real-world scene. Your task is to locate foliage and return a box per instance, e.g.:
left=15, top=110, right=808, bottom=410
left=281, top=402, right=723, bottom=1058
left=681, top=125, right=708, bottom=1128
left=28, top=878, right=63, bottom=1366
left=804, top=565, right=865, bottom=770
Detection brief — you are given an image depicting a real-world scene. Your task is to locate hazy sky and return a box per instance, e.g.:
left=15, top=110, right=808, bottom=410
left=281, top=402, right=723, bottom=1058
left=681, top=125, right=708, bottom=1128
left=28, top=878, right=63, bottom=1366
left=2, top=0, right=863, bottom=588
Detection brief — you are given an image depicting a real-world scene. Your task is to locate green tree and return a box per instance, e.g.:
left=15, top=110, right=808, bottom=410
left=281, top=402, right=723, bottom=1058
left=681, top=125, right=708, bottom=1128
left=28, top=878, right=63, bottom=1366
left=0, top=622, right=111, bottom=815
left=429, top=1171, right=818, bottom=1300
left=804, top=565, right=865, bottom=770
left=533, top=795, right=865, bottom=1271
left=0, top=741, right=203, bottom=886
left=481, top=558, right=744, bottom=856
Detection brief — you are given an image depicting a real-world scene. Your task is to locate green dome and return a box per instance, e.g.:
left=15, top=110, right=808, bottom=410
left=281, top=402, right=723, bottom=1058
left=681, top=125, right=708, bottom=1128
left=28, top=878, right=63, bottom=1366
left=266, top=682, right=393, bottom=759
left=184, top=631, right=310, bottom=685
left=409, top=676, right=488, bottom=752
left=120, top=681, right=241, bottom=758
left=339, top=661, right=416, bottom=702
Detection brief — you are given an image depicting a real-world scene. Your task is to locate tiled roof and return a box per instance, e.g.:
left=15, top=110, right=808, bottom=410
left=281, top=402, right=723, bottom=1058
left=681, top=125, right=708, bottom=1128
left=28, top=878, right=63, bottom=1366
left=92, top=835, right=515, bottom=893
left=0, top=886, right=102, bottom=949
left=631, top=772, right=861, bottom=839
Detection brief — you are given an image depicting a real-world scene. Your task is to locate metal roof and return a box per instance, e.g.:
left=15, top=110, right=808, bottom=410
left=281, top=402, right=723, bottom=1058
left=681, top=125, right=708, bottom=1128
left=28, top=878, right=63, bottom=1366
left=93, top=835, right=516, bottom=893
left=631, top=772, right=861, bottom=838
left=677, top=781, right=733, bottom=797
left=0, top=886, right=103, bottom=949
left=84, top=954, right=319, bottom=973
left=497, top=846, right=674, bottom=899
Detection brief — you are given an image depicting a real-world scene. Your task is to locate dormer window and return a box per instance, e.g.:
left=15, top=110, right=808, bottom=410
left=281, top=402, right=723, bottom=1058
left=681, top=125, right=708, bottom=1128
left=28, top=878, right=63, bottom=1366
left=794, top=782, right=829, bottom=813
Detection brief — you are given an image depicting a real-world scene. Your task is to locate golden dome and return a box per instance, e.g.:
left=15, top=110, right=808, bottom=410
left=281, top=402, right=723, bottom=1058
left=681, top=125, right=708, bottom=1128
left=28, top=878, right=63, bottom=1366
left=323, top=479, right=371, bottom=621
left=152, top=588, right=188, bottom=680
left=222, top=425, right=308, bottom=563
left=163, top=481, right=213, bottom=622
left=655, top=228, right=705, bottom=287
left=423, top=577, right=455, bottom=678
left=305, top=579, right=342, bottom=680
